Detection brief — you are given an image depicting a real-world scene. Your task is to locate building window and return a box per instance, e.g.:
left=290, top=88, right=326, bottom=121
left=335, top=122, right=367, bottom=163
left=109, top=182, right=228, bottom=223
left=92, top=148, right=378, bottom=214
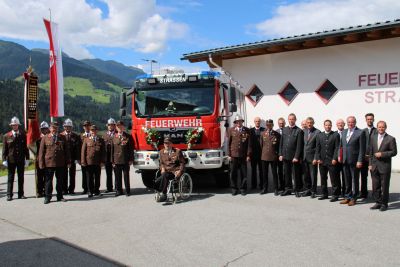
left=315, top=79, right=338, bottom=104
left=246, top=84, right=264, bottom=106
left=278, top=82, right=299, bottom=105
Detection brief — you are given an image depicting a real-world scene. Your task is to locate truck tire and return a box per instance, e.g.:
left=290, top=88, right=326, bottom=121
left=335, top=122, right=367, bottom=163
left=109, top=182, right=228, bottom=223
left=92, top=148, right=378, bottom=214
left=141, top=170, right=156, bottom=189
left=215, top=171, right=230, bottom=188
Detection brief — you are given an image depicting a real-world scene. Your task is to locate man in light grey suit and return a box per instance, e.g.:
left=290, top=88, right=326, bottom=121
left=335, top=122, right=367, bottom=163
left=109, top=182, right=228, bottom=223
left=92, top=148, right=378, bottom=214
left=302, top=117, right=320, bottom=198
left=339, top=116, right=365, bottom=206
left=369, top=121, right=397, bottom=211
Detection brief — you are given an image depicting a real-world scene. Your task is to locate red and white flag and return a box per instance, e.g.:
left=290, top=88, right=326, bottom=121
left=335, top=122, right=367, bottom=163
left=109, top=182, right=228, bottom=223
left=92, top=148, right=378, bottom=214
left=43, top=18, right=64, bottom=117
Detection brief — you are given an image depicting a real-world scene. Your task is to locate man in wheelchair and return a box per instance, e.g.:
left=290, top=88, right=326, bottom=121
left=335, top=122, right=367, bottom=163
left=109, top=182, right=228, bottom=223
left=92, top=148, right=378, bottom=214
left=154, top=137, right=186, bottom=202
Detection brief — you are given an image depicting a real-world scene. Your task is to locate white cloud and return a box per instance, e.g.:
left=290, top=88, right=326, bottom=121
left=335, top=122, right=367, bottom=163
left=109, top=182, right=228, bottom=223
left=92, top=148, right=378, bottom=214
left=0, top=0, right=188, bottom=58
left=255, top=0, right=400, bottom=38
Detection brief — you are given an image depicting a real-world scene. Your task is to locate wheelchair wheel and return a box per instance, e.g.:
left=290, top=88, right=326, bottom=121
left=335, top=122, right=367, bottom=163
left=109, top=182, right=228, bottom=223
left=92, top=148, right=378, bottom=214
left=178, top=173, right=192, bottom=200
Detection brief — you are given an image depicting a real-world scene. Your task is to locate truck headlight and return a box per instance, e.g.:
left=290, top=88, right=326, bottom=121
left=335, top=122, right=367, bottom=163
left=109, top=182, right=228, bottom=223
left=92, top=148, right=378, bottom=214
left=206, top=151, right=220, bottom=158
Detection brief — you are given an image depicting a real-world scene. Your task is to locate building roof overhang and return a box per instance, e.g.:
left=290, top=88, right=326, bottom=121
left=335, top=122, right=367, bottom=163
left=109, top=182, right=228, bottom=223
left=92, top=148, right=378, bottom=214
left=182, top=19, right=400, bottom=66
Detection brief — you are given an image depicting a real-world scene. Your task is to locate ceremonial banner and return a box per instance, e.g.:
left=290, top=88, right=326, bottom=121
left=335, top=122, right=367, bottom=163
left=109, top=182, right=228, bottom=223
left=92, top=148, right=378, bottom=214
left=43, top=18, right=64, bottom=117
left=23, top=71, right=40, bottom=148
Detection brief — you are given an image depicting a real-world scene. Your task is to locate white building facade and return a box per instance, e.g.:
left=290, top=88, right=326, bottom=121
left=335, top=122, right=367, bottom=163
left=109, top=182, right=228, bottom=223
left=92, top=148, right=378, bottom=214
left=183, top=20, right=400, bottom=170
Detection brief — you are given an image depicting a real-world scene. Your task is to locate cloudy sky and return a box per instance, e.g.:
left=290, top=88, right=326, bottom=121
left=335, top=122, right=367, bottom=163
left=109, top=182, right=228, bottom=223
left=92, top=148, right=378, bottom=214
left=1, top=0, right=400, bottom=73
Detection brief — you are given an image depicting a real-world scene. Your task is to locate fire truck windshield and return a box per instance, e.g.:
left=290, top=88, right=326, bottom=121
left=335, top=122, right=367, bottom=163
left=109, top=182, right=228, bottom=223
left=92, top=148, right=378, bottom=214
left=134, top=86, right=215, bottom=118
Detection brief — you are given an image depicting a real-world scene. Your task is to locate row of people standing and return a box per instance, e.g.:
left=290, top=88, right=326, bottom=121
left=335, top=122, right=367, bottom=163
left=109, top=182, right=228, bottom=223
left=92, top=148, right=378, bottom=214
left=2, top=117, right=134, bottom=203
left=228, top=113, right=397, bottom=211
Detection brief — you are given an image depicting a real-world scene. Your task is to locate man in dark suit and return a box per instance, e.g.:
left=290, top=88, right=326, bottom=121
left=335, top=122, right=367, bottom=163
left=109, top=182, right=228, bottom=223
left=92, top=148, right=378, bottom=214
left=302, top=117, right=320, bottom=198
left=339, top=116, right=365, bottom=206
left=228, top=114, right=252, bottom=196
left=360, top=113, right=377, bottom=200
left=336, top=119, right=346, bottom=197
left=314, top=120, right=341, bottom=202
left=276, top=117, right=286, bottom=192
left=260, top=119, right=281, bottom=195
left=2, top=117, right=30, bottom=201
left=250, top=117, right=264, bottom=189
left=279, top=113, right=304, bottom=197
left=369, top=121, right=397, bottom=211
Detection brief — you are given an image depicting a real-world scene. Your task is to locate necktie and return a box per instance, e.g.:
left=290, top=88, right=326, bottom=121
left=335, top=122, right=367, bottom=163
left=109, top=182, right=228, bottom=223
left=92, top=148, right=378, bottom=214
left=378, top=135, right=383, bottom=149
left=346, top=130, right=352, bottom=142
left=307, top=130, right=311, bottom=141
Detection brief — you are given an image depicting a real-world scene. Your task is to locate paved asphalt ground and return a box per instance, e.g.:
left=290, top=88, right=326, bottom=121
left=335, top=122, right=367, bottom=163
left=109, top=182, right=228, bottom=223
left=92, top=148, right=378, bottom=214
left=1, top=167, right=400, bottom=267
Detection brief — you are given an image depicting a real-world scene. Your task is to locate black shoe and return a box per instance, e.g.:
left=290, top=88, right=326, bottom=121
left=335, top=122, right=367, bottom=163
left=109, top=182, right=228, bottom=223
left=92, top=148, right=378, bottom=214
left=36, top=194, right=43, bottom=198
left=44, top=199, right=50, bottom=204
left=274, top=190, right=279, bottom=196
left=63, top=191, right=68, bottom=195
left=318, top=195, right=328, bottom=200
left=231, top=189, right=238, bottom=196
left=240, top=190, right=247, bottom=196
left=6, top=196, right=12, bottom=201
left=295, top=192, right=301, bottom=198
left=330, top=197, right=339, bottom=202
left=302, top=190, right=311, bottom=197
left=57, top=198, right=67, bottom=202
left=104, top=189, right=113, bottom=193
left=311, top=192, right=317, bottom=199
left=370, top=203, right=381, bottom=210
left=280, top=190, right=292, bottom=196
left=260, top=189, right=267, bottom=195
left=68, top=191, right=75, bottom=195
left=159, top=194, right=167, bottom=202
left=379, top=205, right=388, bottom=212
left=126, top=193, right=131, bottom=197
left=18, top=195, right=27, bottom=199
left=94, top=192, right=101, bottom=196
left=88, top=194, right=93, bottom=198
left=115, top=192, right=121, bottom=197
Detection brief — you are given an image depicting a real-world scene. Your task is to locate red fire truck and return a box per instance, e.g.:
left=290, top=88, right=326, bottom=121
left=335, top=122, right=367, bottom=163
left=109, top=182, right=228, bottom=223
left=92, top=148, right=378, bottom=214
left=120, top=71, right=246, bottom=188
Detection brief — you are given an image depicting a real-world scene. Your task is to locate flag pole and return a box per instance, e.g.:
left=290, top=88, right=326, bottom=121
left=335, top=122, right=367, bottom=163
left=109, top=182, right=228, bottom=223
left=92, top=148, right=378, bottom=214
left=48, top=8, right=53, bottom=123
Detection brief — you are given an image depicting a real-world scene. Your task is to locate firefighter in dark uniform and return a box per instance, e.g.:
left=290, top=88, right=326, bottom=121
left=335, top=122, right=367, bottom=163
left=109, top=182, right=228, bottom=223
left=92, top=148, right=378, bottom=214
left=111, top=121, right=134, bottom=197
left=260, top=119, right=281, bottom=195
left=103, top=118, right=117, bottom=193
left=61, top=118, right=81, bottom=195
left=80, top=120, right=91, bottom=194
left=2, top=117, right=30, bottom=201
left=228, top=114, right=252, bottom=196
left=81, top=125, right=106, bottom=198
left=35, top=121, right=50, bottom=198
left=155, top=137, right=186, bottom=202
left=39, top=122, right=71, bottom=204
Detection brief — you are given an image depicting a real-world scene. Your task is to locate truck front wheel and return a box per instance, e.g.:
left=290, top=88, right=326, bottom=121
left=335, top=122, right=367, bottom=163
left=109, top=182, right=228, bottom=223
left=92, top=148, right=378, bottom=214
left=141, top=170, right=157, bottom=189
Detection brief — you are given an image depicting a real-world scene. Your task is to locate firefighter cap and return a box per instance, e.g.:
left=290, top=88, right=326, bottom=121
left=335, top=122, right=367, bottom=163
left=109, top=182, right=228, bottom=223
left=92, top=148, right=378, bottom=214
left=9, top=117, right=21, bottom=126
left=107, top=118, right=116, bottom=125
left=40, top=121, right=49, bottom=129
left=63, top=118, right=73, bottom=127
left=233, top=114, right=244, bottom=123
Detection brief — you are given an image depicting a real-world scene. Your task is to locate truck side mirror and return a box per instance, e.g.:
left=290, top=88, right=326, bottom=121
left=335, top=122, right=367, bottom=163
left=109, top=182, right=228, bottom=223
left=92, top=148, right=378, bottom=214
left=229, top=87, right=236, bottom=104
left=120, top=92, right=127, bottom=109
left=229, top=103, right=237, bottom=112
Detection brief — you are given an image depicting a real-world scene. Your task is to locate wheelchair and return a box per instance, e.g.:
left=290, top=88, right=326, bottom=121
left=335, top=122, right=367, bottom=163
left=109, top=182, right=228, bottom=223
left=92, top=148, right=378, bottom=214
left=154, top=170, right=193, bottom=203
